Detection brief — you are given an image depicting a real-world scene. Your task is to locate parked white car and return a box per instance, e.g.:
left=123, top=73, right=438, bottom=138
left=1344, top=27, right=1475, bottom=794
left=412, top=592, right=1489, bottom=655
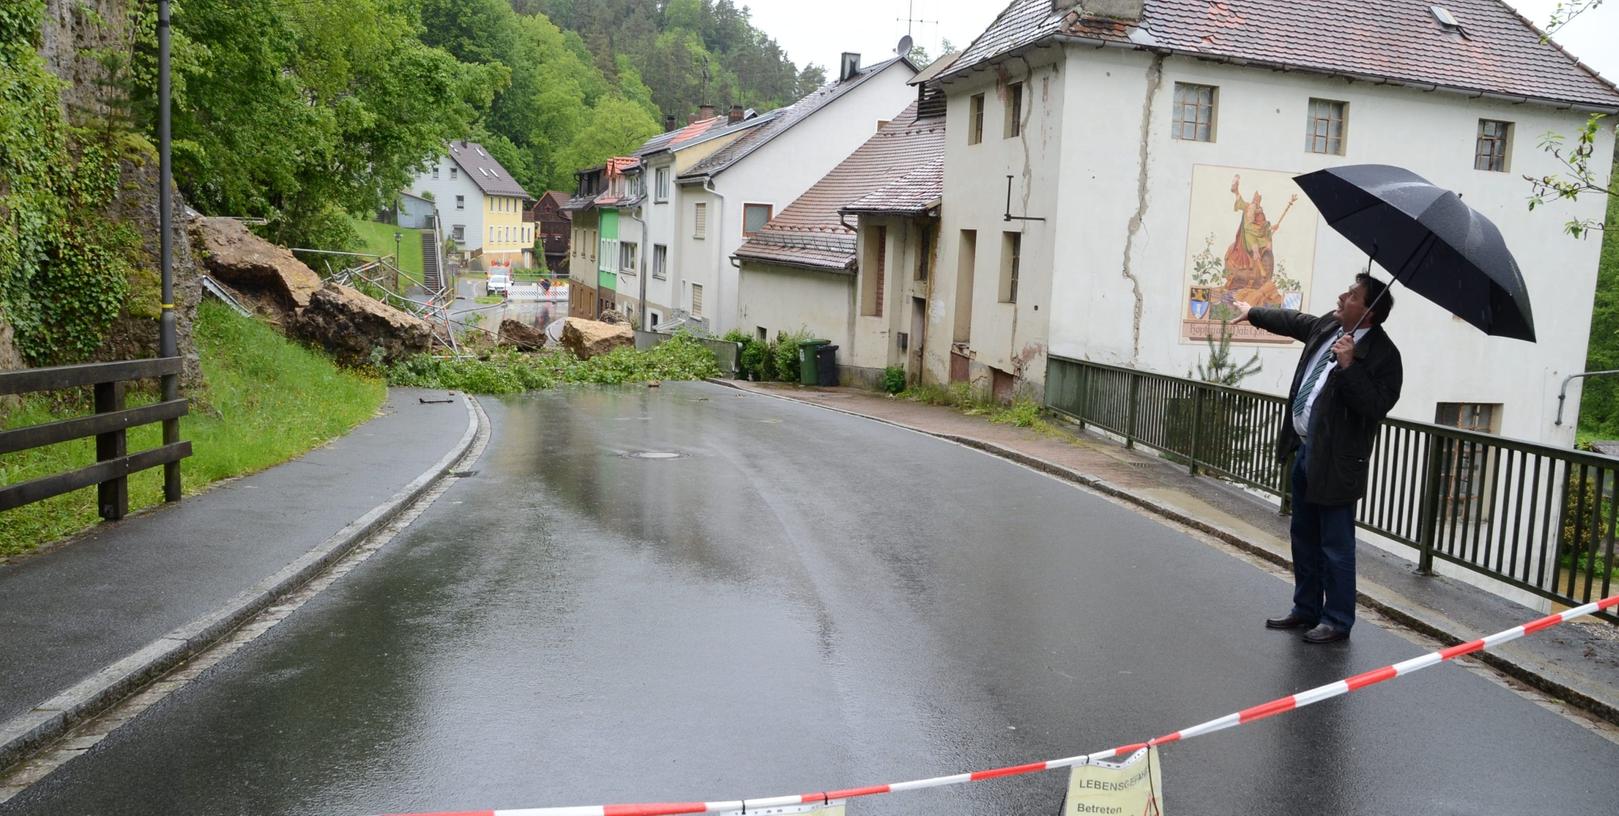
left=486, top=271, right=510, bottom=296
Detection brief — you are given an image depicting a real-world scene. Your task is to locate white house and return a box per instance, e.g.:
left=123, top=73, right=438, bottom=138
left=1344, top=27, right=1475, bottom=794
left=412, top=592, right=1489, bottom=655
left=410, top=140, right=534, bottom=268
left=627, top=108, right=766, bottom=329
left=923, top=0, right=1618, bottom=443
left=669, top=54, right=921, bottom=333
left=735, top=99, right=947, bottom=387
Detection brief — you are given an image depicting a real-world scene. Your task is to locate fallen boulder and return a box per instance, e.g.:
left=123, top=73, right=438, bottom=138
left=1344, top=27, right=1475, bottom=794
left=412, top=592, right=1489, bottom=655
left=293, top=284, right=432, bottom=366
left=561, top=317, right=633, bottom=360
left=597, top=308, right=629, bottom=326
left=498, top=318, right=546, bottom=351
left=190, top=217, right=322, bottom=311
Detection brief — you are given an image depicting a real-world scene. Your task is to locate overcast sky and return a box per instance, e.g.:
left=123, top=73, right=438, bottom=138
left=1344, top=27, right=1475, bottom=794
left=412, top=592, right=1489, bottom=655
left=746, top=0, right=1619, bottom=84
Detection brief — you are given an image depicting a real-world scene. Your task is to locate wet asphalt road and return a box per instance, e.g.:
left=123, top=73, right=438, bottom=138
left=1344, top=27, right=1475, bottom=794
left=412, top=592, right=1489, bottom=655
left=6, top=382, right=1618, bottom=815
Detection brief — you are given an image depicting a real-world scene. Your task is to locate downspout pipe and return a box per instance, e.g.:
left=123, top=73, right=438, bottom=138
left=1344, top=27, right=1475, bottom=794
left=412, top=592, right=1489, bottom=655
left=703, top=176, right=726, bottom=332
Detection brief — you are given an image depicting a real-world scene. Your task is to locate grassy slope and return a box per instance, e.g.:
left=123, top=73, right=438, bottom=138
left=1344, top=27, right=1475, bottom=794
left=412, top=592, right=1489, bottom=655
left=349, top=218, right=425, bottom=287
left=0, top=301, right=386, bottom=558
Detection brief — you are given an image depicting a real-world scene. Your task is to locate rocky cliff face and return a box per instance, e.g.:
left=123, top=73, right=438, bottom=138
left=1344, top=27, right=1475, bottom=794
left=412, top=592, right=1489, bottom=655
left=5, top=0, right=206, bottom=388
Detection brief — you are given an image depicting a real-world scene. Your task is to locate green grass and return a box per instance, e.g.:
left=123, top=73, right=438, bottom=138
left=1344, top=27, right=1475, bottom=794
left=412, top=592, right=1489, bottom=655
left=898, top=383, right=1062, bottom=435
left=348, top=218, right=425, bottom=287
left=0, top=301, right=386, bottom=559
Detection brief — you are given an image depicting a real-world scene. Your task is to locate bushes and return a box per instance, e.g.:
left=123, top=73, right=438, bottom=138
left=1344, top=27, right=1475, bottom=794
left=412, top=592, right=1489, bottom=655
left=881, top=366, right=906, bottom=394
left=736, top=328, right=814, bottom=384
left=385, top=332, right=721, bottom=394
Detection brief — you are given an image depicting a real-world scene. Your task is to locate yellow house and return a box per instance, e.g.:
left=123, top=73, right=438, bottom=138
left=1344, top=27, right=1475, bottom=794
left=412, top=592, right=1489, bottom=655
left=414, top=141, right=534, bottom=269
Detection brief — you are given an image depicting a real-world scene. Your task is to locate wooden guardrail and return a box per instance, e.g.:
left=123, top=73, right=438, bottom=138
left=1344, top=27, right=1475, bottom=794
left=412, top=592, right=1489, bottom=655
left=0, top=358, right=191, bottom=520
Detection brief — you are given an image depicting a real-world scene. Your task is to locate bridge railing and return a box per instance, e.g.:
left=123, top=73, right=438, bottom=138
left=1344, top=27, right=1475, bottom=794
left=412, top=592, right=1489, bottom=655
left=1045, top=355, right=1617, bottom=621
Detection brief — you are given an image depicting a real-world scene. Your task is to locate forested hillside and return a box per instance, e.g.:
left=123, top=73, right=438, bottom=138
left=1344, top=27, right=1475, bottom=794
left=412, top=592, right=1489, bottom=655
left=523, top=0, right=826, bottom=123
left=109, top=0, right=823, bottom=257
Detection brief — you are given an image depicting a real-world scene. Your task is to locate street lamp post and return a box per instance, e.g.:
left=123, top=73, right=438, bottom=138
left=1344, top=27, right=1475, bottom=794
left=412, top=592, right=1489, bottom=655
left=158, top=0, right=180, bottom=502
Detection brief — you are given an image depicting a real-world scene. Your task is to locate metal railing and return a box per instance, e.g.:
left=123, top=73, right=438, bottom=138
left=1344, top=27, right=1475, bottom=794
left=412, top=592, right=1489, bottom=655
left=1, top=358, right=192, bottom=520
left=1046, top=355, right=1617, bottom=621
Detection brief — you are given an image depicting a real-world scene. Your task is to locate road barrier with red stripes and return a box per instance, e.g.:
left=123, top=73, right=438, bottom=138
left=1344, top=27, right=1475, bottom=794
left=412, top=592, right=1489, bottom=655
left=384, top=594, right=1619, bottom=816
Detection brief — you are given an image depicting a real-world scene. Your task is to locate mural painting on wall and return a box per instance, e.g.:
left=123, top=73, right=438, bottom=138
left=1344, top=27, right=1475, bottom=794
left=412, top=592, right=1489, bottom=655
left=1180, top=164, right=1320, bottom=345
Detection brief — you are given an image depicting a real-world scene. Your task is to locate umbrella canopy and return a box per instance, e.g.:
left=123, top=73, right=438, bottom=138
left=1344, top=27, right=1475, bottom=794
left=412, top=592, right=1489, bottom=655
left=1293, top=164, right=1535, bottom=342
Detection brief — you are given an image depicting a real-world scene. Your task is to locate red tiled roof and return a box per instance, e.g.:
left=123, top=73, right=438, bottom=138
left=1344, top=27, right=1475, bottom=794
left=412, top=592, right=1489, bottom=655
left=842, top=157, right=945, bottom=216
left=945, top=0, right=1619, bottom=110
left=735, top=103, right=945, bottom=272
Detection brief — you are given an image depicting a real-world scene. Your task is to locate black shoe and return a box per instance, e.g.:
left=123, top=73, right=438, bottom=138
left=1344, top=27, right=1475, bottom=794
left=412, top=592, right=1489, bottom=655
left=1302, top=624, right=1350, bottom=644
left=1265, top=613, right=1317, bottom=630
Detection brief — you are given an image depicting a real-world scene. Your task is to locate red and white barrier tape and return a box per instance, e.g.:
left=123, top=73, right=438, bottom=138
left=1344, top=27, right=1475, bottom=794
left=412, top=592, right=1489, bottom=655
left=385, top=594, right=1619, bottom=816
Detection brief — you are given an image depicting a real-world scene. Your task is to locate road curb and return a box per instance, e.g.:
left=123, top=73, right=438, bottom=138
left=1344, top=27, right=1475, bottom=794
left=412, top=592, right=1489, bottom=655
left=0, top=392, right=485, bottom=774
left=711, top=380, right=1619, bottom=726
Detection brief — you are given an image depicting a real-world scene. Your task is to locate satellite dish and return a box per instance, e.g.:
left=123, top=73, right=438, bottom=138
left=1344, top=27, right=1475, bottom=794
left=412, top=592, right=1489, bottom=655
left=896, top=34, right=913, bottom=56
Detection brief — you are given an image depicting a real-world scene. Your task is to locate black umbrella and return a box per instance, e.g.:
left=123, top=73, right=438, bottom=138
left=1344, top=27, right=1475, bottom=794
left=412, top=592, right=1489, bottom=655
left=1293, top=164, right=1535, bottom=342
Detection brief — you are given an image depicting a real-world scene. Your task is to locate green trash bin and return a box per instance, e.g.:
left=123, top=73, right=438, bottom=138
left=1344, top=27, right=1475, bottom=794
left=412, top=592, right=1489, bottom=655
left=798, top=339, right=831, bottom=386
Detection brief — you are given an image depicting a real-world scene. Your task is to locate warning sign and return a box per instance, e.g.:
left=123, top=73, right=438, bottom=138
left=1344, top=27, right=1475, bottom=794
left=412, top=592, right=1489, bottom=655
left=1061, top=747, right=1163, bottom=816
left=716, top=802, right=845, bottom=816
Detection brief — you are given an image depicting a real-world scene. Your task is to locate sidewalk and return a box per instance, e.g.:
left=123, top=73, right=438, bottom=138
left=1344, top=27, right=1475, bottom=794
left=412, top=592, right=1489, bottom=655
left=719, top=380, right=1619, bottom=725
left=0, top=388, right=481, bottom=770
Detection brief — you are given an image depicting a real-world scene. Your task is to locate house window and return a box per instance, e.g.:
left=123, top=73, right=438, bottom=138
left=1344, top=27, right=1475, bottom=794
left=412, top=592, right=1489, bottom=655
left=656, top=168, right=670, bottom=202
left=620, top=242, right=638, bottom=274
left=968, top=93, right=985, bottom=145
left=954, top=230, right=976, bottom=343
left=916, top=224, right=933, bottom=281
left=1475, top=119, right=1512, bottom=172
left=1172, top=83, right=1217, bottom=142
left=1435, top=402, right=1502, bottom=522
left=999, top=231, right=1021, bottom=303
left=455, top=195, right=465, bottom=211
left=743, top=203, right=773, bottom=236
left=861, top=226, right=886, bottom=317
left=1004, top=82, right=1023, bottom=138
left=452, top=224, right=465, bottom=241
left=691, top=283, right=704, bottom=317
left=432, top=166, right=439, bottom=179
left=653, top=244, right=667, bottom=279
left=1306, top=98, right=1347, bottom=155
left=450, top=167, right=458, bottom=180
left=694, top=202, right=707, bottom=238
left=650, top=312, right=660, bottom=328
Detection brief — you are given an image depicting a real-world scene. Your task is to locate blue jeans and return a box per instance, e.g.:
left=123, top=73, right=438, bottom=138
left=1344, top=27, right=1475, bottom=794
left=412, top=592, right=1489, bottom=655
left=1289, top=447, right=1357, bottom=631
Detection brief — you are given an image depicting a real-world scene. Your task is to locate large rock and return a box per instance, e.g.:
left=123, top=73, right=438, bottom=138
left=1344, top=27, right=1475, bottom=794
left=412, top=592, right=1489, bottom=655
left=293, top=284, right=432, bottom=366
left=561, top=318, right=633, bottom=360
left=190, top=217, right=323, bottom=311
left=498, top=318, right=546, bottom=351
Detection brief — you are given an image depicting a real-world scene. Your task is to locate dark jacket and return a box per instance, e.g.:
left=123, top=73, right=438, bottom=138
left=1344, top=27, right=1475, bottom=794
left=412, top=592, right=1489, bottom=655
left=1249, top=307, right=1403, bottom=506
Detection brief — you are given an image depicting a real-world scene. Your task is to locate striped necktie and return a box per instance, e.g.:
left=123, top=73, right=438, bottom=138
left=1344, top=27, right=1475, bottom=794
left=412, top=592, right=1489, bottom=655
left=1291, top=341, right=1335, bottom=417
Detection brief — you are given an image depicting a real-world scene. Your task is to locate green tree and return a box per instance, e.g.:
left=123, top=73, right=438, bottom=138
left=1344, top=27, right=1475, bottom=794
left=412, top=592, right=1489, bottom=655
left=152, top=0, right=494, bottom=249
left=553, top=95, right=661, bottom=184
left=1578, top=191, right=1619, bottom=436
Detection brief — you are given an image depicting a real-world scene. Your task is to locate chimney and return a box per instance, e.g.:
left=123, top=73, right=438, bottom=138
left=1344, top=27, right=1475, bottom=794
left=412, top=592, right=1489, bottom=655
left=728, top=104, right=744, bottom=124
left=839, top=52, right=861, bottom=82
left=664, top=114, right=677, bottom=132
left=698, top=103, right=718, bottom=121
left=1080, top=0, right=1143, bottom=20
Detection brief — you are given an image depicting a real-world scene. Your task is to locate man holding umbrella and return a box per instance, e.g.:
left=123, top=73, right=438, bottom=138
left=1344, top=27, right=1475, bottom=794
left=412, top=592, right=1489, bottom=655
left=1232, top=275, right=1402, bottom=644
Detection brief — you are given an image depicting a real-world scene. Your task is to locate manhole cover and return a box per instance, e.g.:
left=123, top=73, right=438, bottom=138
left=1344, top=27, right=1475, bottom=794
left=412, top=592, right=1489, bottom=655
left=624, top=451, right=683, bottom=460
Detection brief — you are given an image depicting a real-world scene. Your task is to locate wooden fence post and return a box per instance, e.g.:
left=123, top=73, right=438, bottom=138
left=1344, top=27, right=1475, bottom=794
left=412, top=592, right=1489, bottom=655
left=95, top=381, right=129, bottom=520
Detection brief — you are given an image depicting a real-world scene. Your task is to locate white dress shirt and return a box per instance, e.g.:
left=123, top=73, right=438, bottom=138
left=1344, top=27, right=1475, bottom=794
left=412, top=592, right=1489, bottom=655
left=1293, top=326, right=1370, bottom=438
